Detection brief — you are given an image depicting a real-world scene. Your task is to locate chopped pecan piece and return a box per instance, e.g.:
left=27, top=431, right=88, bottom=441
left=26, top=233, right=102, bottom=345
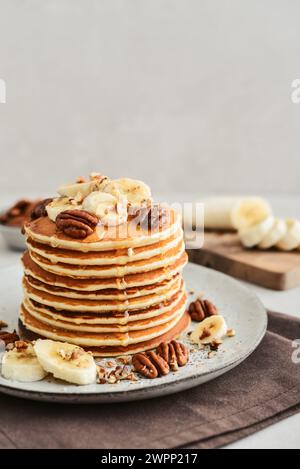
left=156, top=340, right=189, bottom=371
left=132, top=351, right=169, bottom=379
left=56, top=210, right=98, bottom=239
left=188, top=298, right=218, bottom=322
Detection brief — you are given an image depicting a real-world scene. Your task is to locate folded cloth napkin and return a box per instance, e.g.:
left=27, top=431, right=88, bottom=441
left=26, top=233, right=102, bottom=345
left=0, top=311, right=299, bottom=449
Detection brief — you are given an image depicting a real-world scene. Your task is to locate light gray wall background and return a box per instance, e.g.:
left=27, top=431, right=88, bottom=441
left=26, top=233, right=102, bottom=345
left=0, top=0, right=300, bottom=198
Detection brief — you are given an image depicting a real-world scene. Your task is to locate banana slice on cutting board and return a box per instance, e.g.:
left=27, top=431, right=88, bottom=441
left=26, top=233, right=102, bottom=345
left=46, top=197, right=82, bottom=222
left=82, top=191, right=128, bottom=226
left=231, top=197, right=272, bottom=231
left=190, top=315, right=228, bottom=345
left=239, top=216, right=274, bottom=248
left=258, top=218, right=287, bottom=249
left=57, top=175, right=108, bottom=199
left=276, top=219, right=300, bottom=251
left=34, top=339, right=96, bottom=385
left=103, top=178, right=152, bottom=208
left=1, top=343, right=47, bottom=382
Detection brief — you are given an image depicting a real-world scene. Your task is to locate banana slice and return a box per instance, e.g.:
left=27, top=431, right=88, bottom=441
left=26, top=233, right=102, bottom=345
left=276, top=219, right=300, bottom=251
left=82, top=191, right=128, bottom=226
left=190, top=315, right=228, bottom=345
left=57, top=175, right=108, bottom=199
left=239, top=216, right=274, bottom=248
left=103, top=178, right=152, bottom=208
left=34, top=339, right=96, bottom=385
left=46, top=197, right=82, bottom=222
left=231, top=197, right=272, bottom=231
left=1, top=343, right=47, bottom=382
left=258, top=218, right=287, bottom=249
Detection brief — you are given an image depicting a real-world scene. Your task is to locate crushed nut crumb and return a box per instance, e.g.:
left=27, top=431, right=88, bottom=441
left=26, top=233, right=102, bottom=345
left=117, top=356, right=131, bottom=365
left=209, top=339, right=223, bottom=351
left=208, top=351, right=216, bottom=359
left=227, top=329, right=236, bottom=337
left=0, top=320, right=8, bottom=329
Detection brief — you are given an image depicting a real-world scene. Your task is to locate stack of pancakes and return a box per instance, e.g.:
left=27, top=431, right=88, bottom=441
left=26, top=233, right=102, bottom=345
left=20, top=208, right=189, bottom=356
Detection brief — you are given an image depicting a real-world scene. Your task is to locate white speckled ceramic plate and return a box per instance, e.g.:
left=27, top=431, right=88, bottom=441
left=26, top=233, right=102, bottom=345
left=0, top=262, right=267, bottom=403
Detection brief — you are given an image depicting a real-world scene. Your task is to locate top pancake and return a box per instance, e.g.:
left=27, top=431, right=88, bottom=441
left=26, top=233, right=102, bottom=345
left=24, top=207, right=180, bottom=251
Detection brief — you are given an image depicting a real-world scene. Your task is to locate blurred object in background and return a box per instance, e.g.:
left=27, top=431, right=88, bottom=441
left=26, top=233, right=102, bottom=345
left=0, top=199, right=41, bottom=250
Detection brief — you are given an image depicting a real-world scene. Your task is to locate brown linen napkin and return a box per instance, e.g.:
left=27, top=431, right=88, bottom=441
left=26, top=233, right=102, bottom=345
left=0, top=311, right=299, bottom=449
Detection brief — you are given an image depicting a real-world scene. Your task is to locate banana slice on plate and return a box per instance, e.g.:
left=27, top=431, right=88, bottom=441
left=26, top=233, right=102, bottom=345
left=258, top=218, right=287, bottom=249
left=103, top=178, right=152, bottom=208
left=231, top=197, right=272, bottom=231
left=1, top=343, right=47, bottom=382
left=239, top=216, right=274, bottom=248
left=82, top=191, right=128, bottom=226
left=46, top=197, right=82, bottom=222
left=276, top=219, right=300, bottom=251
left=34, top=339, right=96, bottom=385
left=57, top=175, right=108, bottom=199
left=190, top=315, right=228, bottom=345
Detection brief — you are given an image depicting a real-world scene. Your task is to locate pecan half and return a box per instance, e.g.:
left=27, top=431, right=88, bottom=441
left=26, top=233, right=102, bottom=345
left=188, top=299, right=218, bottom=322
left=30, top=198, right=53, bottom=220
left=157, top=340, right=189, bottom=371
left=0, top=329, right=20, bottom=346
left=56, top=210, right=98, bottom=239
left=132, top=351, right=169, bottom=379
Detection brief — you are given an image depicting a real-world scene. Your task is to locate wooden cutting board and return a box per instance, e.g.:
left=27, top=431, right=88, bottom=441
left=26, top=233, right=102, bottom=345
left=187, top=231, right=300, bottom=291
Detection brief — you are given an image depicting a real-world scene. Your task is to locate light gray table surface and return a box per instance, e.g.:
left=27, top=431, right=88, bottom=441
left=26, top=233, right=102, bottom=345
left=0, top=194, right=299, bottom=449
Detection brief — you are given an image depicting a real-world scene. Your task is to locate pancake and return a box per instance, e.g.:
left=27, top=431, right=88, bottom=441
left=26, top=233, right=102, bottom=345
left=23, top=287, right=186, bottom=325
left=28, top=239, right=185, bottom=278
left=22, top=293, right=187, bottom=333
left=22, top=276, right=183, bottom=312
left=24, top=208, right=180, bottom=251
left=19, top=310, right=191, bottom=357
left=22, top=250, right=188, bottom=291
left=24, top=272, right=180, bottom=300
left=26, top=228, right=183, bottom=265
left=20, top=301, right=187, bottom=347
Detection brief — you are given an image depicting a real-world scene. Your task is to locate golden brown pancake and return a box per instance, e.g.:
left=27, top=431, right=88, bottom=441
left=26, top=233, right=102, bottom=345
left=19, top=301, right=187, bottom=347
left=22, top=276, right=183, bottom=312
left=28, top=239, right=184, bottom=278
left=19, top=310, right=191, bottom=356
left=24, top=208, right=180, bottom=251
left=22, top=250, right=188, bottom=290
left=22, top=292, right=187, bottom=333
left=26, top=228, right=183, bottom=265
left=23, top=288, right=186, bottom=324
left=24, top=271, right=180, bottom=300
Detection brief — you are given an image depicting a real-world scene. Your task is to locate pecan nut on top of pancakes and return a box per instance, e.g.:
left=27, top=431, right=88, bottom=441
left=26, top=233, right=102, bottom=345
left=55, top=209, right=99, bottom=239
